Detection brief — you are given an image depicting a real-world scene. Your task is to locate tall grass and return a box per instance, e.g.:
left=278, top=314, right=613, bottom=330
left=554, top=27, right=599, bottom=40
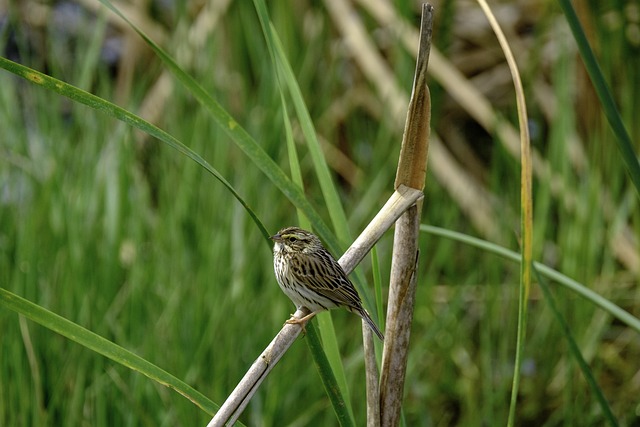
left=1, top=1, right=639, bottom=425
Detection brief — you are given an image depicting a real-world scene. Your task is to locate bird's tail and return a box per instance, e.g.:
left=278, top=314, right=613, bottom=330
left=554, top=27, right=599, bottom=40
left=359, top=308, right=384, bottom=341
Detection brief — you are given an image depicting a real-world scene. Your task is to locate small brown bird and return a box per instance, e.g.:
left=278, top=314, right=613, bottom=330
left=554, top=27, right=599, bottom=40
left=271, top=226, right=384, bottom=341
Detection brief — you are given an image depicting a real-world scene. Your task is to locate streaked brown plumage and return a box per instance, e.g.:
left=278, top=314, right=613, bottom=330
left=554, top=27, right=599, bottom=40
left=271, top=226, right=384, bottom=341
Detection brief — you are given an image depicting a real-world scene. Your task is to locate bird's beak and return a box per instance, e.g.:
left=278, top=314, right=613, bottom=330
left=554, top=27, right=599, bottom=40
left=270, top=233, right=281, bottom=241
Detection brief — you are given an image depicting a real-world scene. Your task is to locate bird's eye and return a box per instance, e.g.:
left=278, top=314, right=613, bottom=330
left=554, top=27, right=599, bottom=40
left=288, top=236, right=297, bottom=243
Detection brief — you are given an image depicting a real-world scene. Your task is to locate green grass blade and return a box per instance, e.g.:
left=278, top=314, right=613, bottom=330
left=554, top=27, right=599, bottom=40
left=313, top=311, right=355, bottom=422
left=0, top=56, right=269, bottom=244
left=94, top=1, right=357, bottom=423
left=557, top=0, right=640, bottom=196
left=267, top=22, right=384, bottom=314
left=280, top=95, right=306, bottom=218
left=278, top=62, right=357, bottom=426
left=0, top=287, right=228, bottom=421
left=252, top=2, right=355, bottom=422
left=474, top=1, right=534, bottom=422
left=421, top=225, right=629, bottom=425
left=420, top=225, right=640, bottom=333
left=270, top=27, right=351, bottom=239
left=251, top=0, right=378, bottom=309
left=251, top=0, right=350, bottom=243
left=252, top=0, right=378, bottom=319
left=305, top=322, right=355, bottom=427
left=533, top=269, right=619, bottom=426
left=94, top=0, right=335, bottom=245
left=371, top=245, right=385, bottom=344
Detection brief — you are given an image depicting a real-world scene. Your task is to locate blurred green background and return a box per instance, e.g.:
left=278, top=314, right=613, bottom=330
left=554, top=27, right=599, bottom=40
left=1, top=0, right=639, bottom=425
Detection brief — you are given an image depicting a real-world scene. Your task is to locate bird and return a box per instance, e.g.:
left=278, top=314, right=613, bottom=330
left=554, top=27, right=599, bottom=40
left=271, top=226, right=384, bottom=341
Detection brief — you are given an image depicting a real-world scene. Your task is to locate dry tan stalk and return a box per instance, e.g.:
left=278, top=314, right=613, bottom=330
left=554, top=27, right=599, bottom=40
left=209, top=307, right=309, bottom=427
left=379, top=202, right=422, bottom=427
left=393, top=25, right=431, bottom=191
left=363, top=322, right=381, bottom=427
left=377, top=5, right=433, bottom=426
left=340, top=185, right=423, bottom=273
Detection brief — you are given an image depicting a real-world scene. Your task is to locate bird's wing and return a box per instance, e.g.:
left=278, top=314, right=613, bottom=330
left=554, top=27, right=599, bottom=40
left=291, top=251, right=363, bottom=309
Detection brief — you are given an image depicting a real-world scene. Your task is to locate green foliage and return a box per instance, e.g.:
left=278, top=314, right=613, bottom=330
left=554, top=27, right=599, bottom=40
left=1, top=1, right=639, bottom=426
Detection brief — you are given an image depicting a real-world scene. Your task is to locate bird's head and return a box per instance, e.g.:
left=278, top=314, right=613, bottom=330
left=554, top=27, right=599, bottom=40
left=270, top=227, right=322, bottom=254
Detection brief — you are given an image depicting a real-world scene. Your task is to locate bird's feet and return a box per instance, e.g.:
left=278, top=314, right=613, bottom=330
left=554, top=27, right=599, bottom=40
left=285, top=314, right=305, bottom=325
left=284, top=311, right=319, bottom=335
left=284, top=314, right=307, bottom=335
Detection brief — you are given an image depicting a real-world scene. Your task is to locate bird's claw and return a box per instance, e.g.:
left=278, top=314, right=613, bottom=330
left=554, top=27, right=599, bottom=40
left=284, top=315, right=307, bottom=335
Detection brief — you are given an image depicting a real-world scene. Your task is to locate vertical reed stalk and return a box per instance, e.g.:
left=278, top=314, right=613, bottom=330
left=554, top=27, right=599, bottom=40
left=378, top=4, right=433, bottom=426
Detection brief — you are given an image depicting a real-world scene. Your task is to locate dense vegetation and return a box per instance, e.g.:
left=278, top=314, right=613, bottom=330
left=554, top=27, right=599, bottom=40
left=1, top=1, right=638, bottom=425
